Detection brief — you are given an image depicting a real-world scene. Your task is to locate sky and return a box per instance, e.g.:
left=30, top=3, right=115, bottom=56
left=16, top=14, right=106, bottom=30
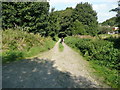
left=48, top=0, right=118, bottom=23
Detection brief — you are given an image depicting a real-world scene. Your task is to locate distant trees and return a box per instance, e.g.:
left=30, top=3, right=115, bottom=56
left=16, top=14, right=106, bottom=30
left=51, top=3, right=98, bottom=36
left=99, top=0, right=120, bottom=34
left=101, top=17, right=117, bottom=26
left=110, top=0, right=120, bottom=32
left=98, top=26, right=112, bottom=34
left=2, top=2, right=99, bottom=36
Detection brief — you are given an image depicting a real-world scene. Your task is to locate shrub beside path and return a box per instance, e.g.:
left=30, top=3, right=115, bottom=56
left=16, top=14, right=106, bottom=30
left=2, top=40, right=109, bottom=88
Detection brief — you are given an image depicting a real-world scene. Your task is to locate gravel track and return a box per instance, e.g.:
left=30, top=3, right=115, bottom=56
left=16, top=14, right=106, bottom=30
left=2, top=40, right=108, bottom=88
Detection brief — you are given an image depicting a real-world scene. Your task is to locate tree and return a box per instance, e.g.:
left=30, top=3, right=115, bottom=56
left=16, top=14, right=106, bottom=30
left=46, top=9, right=61, bottom=36
left=101, top=17, right=117, bottom=26
left=70, top=20, right=86, bottom=35
left=53, top=7, right=74, bottom=35
left=2, top=2, right=50, bottom=35
left=110, top=0, right=120, bottom=32
left=72, top=2, right=98, bottom=36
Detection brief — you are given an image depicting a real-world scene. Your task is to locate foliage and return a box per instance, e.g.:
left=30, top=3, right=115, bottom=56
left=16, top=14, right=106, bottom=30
left=46, top=9, right=61, bottom=36
left=110, top=0, right=120, bottom=32
left=2, top=2, right=50, bottom=36
left=98, top=26, right=113, bottom=34
left=65, top=37, right=119, bottom=70
left=65, top=36, right=119, bottom=87
left=2, top=51, right=24, bottom=63
left=97, top=34, right=120, bottom=39
left=70, top=20, right=86, bottom=35
left=49, top=7, right=74, bottom=36
left=2, top=29, right=55, bottom=63
left=2, top=2, right=99, bottom=36
left=104, top=36, right=120, bottom=50
left=72, top=2, right=98, bottom=36
left=101, top=17, right=117, bottom=26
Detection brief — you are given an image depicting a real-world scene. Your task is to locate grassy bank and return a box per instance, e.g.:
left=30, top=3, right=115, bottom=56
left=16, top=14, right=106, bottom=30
left=64, top=36, right=119, bottom=88
left=2, top=29, right=55, bottom=64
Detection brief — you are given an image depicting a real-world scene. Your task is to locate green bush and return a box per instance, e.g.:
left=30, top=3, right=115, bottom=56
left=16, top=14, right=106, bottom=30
left=65, top=37, right=119, bottom=69
left=105, top=37, right=120, bottom=50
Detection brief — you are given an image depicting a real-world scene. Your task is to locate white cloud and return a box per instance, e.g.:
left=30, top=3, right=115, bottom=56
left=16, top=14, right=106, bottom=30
left=84, top=0, right=117, bottom=3
left=93, top=4, right=108, bottom=10
left=93, top=3, right=117, bottom=11
left=97, top=12, right=116, bottom=23
left=49, top=0, right=117, bottom=4
left=92, top=3, right=117, bottom=22
left=49, top=0, right=84, bottom=4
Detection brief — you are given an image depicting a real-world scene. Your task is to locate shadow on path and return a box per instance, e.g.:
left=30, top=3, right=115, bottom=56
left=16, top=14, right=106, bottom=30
left=2, top=57, right=99, bottom=88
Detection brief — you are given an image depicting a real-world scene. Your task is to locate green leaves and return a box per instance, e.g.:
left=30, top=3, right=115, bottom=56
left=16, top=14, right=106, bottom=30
left=2, top=2, right=98, bottom=36
left=65, top=37, right=119, bottom=70
left=73, top=2, right=98, bottom=36
left=2, top=2, right=50, bottom=35
left=101, top=17, right=117, bottom=26
left=70, top=20, right=86, bottom=35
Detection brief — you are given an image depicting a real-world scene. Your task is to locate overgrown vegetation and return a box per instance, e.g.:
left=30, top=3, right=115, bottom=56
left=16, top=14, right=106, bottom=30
left=65, top=36, right=119, bottom=88
left=2, top=29, right=55, bottom=63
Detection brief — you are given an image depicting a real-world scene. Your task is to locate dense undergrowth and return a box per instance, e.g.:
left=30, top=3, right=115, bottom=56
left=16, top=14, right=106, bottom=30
left=2, top=29, right=55, bottom=64
left=65, top=36, right=119, bottom=88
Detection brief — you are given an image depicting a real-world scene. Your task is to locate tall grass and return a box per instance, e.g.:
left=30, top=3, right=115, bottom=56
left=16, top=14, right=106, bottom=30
left=2, top=29, right=55, bottom=63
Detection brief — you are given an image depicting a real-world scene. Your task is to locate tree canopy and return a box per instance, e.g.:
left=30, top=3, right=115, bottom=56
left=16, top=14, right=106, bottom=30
left=2, top=2, right=99, bottom=36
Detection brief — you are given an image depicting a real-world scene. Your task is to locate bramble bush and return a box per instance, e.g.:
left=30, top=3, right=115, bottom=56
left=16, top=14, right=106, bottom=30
left=65, top=37, right=119, bottom=70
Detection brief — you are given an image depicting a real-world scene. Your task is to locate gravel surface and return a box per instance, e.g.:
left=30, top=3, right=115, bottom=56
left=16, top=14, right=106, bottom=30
left=2, top=40, right=108, bottom=88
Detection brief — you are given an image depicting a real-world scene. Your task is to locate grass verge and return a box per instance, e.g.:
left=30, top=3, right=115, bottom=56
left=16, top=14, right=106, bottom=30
left=59, top=43, right=64, bottom=52
left=90, top=61, right=119, bottom=88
